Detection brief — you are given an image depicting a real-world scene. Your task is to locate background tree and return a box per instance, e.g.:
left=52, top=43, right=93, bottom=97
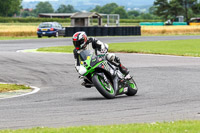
left=34, top=2, right=54, bottom=15
left=192, top=2, right=200, bottom=14
left=21, top=10, right=37, bottom=17
left=99, top=3, right=118, bottom=14
left=168, top=0, right=184, bottom=18
left=90, top=5, right=101, bottom=12
left=153, top=0, right=170, bottom=20
left=127, top=10, right=140, bottom=19
left=177, top=0, right=197, bottom=22
left=139, top=13, right=155, bottom=19
left=153, top=0, right=198, bottom=21
left=149, top=6, right=156, bottom=14
left=21, top=10, right=31, bottom=17
left=111, top=6, right=128, bottom=19
left=56, top=4, right=75, bottom=13
left=0, top=0, right=22, bottom=17
left=90, top=2, right=161, bottom=20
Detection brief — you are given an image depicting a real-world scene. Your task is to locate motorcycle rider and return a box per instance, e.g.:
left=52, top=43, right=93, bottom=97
left=72, top=31, right=131, bottom=87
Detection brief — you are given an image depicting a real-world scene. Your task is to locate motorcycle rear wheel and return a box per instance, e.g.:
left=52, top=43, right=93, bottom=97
left=92, top=74, right=115, bottom=99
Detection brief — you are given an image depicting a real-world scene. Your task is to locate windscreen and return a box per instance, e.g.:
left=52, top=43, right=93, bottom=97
left=79, top=50, right=93, bottom=61
left=39, top=23, right=52, bottom=28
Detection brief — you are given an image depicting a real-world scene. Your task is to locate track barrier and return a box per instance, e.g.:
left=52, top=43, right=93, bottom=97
left=64, top=26, right=141, bottom=37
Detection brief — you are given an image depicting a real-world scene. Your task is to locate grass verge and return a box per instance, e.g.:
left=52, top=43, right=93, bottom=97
left=0, top=121, right=199, bottom=133
left=0, top=84, right=31, bottom=93
left=0, top=36, right=38, bottom=40
left=108, top=39, right=200, bottom=57
left=37, top=39, right=200, bottom=57
left=37, top=46, right=74, bottom=53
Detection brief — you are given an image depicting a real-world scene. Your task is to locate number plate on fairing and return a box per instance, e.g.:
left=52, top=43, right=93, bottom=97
left=124, top=87, right=128, bottom=92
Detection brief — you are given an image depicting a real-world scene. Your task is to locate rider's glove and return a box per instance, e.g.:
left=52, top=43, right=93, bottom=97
left=101, top=48, right=107, bottom=53
left=88, top=37, right=94, bottom=43
left=97, top=41, right=108, bottom=53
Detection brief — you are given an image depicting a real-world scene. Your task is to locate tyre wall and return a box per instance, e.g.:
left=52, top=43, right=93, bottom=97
left=64, top=26, right=141, bottom=37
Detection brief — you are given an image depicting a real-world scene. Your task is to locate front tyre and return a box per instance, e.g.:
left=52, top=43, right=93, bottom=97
left=92, top=74, right=115, bottom=99
left=126, top=78, right=138, bottom=96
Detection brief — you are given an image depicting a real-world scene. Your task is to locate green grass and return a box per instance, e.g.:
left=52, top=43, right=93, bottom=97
left=0, top=84, right=31, bottom=93
left=37, top=39, right=200, bottom=57
left=37, top=46, right=74, bottom=53
left=108, top=39, right=200, bottom=57
left=0, top=121, right=199, bottom=133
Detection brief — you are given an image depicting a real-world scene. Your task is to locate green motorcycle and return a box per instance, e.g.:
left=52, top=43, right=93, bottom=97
left=78, top=50, right=138, bottom=99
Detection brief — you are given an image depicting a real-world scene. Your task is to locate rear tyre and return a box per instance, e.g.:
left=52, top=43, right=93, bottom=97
left=38, top=35, right=42, bottom=38
left=126, top=78, right=138, bottom=96
left=92, top=74, right=115, bottom=99
left=54, top=32, right=59, bottom=37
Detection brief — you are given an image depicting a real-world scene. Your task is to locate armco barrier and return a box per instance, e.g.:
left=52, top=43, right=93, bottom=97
left=140, top=22, right=164, bottom=26
left=172, top=22, right=187, bottom=25
left=64, top=26, right=141, bottom=37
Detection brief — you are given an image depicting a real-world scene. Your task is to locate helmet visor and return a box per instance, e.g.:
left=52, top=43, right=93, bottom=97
left=73, top=39, right=84, bottom=49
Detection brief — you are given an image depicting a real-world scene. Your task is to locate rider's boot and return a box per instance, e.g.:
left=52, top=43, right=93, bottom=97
left=115, top=57, right=132, bottom=80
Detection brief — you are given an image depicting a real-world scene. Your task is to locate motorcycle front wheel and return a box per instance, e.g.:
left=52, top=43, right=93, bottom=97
left=92, top=74, right=115, bottom=99
left=126, top=78, right=138, bottom=96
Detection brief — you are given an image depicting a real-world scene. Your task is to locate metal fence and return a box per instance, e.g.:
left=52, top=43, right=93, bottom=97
left=64, top=26, right=141, bottom=37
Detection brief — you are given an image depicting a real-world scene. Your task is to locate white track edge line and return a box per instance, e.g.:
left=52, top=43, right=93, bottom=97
left=16, top=49, right=72, bottom=54
left=0, top=86, right=40, bottom=100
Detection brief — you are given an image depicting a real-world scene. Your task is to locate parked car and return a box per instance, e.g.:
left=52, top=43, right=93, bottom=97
left=189, top=18, right=200, bottom=26
left=37, top=22, right=65, bottom=38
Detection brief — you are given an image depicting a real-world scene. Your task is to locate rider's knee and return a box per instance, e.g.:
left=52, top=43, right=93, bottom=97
left=106, top=53, right=116, bottom=62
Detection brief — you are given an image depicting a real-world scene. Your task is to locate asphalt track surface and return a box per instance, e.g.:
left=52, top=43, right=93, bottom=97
left=0, top=36, right=200, bottom=129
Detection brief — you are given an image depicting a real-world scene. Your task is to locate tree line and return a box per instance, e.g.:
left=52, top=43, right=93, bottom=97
left=0, top=1, right=77, bottom=17
left=21, top=2, right=77, bottom=17
left=0, top=0, right=22, bottom=17
left=91, top=3, right=159, bottom=19
left=152, top=0, right=200, bottom=22
left=22, top=2, right=159, bottom=19
left=0, top=1, right=159, bottom=20
left=0, top=0, right=199, bottom=21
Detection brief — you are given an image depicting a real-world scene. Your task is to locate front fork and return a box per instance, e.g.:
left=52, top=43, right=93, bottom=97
left=113, top=76, right=119, bottom=94
left=114, top=70, right=130, bottom=95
